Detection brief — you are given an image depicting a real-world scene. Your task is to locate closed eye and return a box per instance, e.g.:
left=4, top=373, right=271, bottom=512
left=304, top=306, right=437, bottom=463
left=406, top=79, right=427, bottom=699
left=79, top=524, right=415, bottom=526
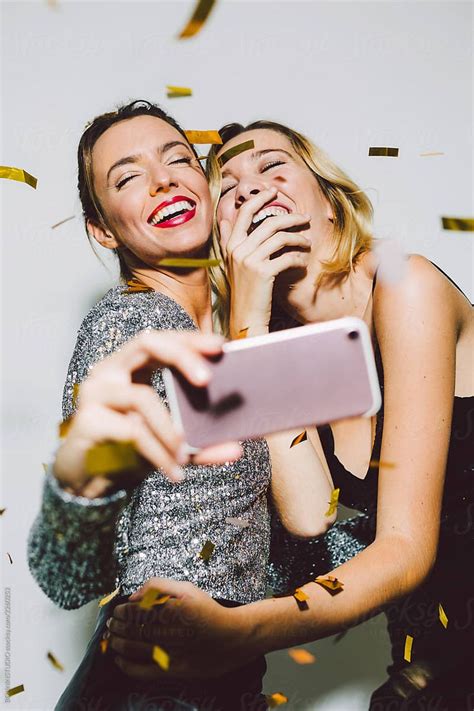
left=170, top=156, right=193, bottom=165
left=116, top=174, right=138, bottom=189
left=220, top=183, right=236, bottom=197
left=262, top=160, right=285, bottom=172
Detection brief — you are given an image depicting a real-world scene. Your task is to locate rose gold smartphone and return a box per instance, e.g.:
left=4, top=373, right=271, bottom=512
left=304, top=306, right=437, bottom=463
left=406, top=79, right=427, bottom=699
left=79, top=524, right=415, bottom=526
left=163, top=317, right=381, bottom=452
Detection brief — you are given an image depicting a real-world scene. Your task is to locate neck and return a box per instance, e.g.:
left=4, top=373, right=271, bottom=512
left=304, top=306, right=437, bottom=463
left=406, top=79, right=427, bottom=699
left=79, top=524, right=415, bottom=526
left=276, top=250, right=376, bottom=327
left=130, top=265, right=213, bottom=333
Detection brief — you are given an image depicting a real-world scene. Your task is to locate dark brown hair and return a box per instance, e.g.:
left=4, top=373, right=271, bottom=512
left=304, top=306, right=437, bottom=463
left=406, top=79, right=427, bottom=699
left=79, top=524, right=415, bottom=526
left=77, top=100, right=200, bottom=280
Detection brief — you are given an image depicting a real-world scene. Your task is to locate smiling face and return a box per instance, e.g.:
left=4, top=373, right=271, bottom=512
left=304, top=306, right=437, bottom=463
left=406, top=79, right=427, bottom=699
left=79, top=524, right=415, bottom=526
left=89, top=115, right=212, bottom=267
left=216, top=128, right=334, bottom=252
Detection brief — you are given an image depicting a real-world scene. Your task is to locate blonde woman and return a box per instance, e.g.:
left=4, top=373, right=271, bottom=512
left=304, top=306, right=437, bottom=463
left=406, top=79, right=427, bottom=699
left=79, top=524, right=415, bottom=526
left=114, top=121, right=474, bottom=710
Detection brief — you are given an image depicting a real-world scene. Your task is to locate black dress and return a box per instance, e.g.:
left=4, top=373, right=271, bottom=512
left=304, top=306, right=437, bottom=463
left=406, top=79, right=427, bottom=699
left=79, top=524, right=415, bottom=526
left=269, top=264, right=474, bottom=710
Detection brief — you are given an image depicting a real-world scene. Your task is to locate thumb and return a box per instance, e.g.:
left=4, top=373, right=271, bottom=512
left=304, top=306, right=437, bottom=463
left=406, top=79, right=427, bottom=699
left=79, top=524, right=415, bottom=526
left=219, top=219, right=231, bottom=259
left=129, top=577, right=191, bottom=601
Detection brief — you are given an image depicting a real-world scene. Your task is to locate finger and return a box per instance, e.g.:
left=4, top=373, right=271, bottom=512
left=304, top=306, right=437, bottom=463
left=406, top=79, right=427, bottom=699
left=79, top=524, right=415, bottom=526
left=109, top=635, right=153, bottom=662
left=113, top=655, right=165, bottom=681
left=125, top=412, right=185, bottom=482
left=251, top=232, right=311, bottom=262
left=128, top=577, right=194, bottom=603
left=192, top=442, right=243, bottom=465
left=249, top=212, right=311, bottom=243
left=226, top=188, right=278, bottom=253
left=266, top=250, right=310, bottom=275
left=219, top=219, right=232, bottom=260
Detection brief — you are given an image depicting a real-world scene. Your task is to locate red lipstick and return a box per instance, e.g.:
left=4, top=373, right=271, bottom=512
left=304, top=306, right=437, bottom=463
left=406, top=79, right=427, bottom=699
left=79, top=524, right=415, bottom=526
left=148, top=195, right=197, bottom=229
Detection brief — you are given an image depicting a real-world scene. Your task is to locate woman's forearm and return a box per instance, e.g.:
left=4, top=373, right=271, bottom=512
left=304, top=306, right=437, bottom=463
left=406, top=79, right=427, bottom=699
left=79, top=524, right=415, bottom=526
left=238, top=534, right=433, bottom=654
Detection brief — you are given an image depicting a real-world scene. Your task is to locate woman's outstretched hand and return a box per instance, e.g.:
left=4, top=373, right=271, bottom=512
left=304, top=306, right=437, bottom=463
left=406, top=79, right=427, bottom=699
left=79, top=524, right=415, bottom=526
left=108, top=577, right=255, bottom=680
left=220, top=186, right=311, bottom=338
left=53, top=331, right=242, bottom=498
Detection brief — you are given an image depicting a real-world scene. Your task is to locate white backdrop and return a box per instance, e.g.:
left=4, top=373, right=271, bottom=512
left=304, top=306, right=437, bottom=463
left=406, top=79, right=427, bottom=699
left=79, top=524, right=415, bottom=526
left=1, top=1, right=472, bottom=709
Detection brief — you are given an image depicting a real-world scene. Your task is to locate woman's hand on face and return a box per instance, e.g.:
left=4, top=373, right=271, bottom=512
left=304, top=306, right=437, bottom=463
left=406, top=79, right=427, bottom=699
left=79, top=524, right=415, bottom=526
left=53, top=331, right=242, bottom=498
left=108, top=577, right=255, bottom=680
left=221, top=187, right=311, bottom=338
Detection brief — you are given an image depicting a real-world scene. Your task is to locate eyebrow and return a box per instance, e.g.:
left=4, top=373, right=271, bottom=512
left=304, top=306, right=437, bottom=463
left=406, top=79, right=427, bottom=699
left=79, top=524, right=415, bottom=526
left=220, top=148, right=293, bottom=178
left=106, top=141, right=191, bottom=183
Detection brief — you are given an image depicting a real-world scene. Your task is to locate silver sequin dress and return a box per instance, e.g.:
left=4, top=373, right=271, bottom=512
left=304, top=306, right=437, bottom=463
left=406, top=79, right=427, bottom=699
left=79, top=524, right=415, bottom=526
left=27, top=286, right=271, bottom=610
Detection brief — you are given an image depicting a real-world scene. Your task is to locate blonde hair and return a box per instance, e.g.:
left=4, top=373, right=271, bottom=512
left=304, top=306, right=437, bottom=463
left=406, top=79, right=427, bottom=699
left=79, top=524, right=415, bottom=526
left=206, top=120, right=374, bottom=335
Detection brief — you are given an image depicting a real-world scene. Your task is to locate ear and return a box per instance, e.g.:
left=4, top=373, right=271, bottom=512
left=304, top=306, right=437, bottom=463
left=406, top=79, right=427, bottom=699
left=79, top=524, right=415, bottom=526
left=87, top=219, right=120, bottom=250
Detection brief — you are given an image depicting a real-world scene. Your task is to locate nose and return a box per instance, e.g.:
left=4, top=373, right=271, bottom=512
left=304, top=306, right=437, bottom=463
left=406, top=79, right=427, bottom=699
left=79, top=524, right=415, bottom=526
left=149, top=165, right=178, bottom=197
left=235, top=177, right=270, bottom=206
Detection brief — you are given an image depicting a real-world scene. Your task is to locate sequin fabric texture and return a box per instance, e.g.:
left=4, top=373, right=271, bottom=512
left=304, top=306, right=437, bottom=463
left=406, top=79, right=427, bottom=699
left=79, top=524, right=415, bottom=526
left=27, top=286, right=271, bottom=609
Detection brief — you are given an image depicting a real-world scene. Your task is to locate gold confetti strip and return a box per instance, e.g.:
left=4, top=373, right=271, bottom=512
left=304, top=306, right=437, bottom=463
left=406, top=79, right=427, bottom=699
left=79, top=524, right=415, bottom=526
left=441, top=217, right=474, bottom=232
left=138, top=588, right=171, bottom=610
left=178, top=0, right=217, bottom=39
left=314, top=575, right=344, bottom=595
left=185, top=130, right=222, bottom=145
left=58, top=416, right=73, bottom=438
left=325, top=487, right=340, bottom=517
left=158, top=257, right=221, bottom=268
left=7, top=552, right=13, bottom=564
left=72, top=383, right=80, bottom=409
left=197, top=155, right=208, bottom=161
left=199, top=540, right=215, bottom=561
left=152, top=644, right=170, bottom=671
left=42, top=463, right=48, bottom=474
left=0, top=166, right=37, bottom=189
left=439, top=603, right=448, bottom=629
left=7, top=684, right=25, bottom=697
left=47, top=651, right=64, bottom=671
left=98, top=587, right=120, bottom=607
left=293, top=588, right=309, bottom=603
left=288, top=648, right=316, bottom=665
left=124, top=278, right=153, bottom=294
left=368, top=147, right=399, bottom=157
left=266, top=692, right=288, bottom=708
left=369, top=460, right=396, bottom=469
left=51, top=215, right=76, bottom=229
left=0, top=508, right=6, bottom=516
left=218, top=140, right=255, bottom=167
left=100, top=638, right=109, bottom=654
left=290, top=431, right=307, bottom=448
left=419, top=151, right=445, bottom=157
left=236, top=327, right=249, bottom=339
left=166, top=85, right=192, bottom=98
left=225, top=516, right=249, bottom=528
left=85, top=441, right=140, bottom=476
left=404, top=634, right=413, bottom=662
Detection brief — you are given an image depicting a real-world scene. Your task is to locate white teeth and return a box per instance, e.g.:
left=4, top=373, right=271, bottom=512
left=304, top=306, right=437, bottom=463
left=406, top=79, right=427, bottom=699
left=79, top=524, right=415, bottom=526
left=252, top=206, right=288, bottom=225
left=150, top=200, right=194, bottom=225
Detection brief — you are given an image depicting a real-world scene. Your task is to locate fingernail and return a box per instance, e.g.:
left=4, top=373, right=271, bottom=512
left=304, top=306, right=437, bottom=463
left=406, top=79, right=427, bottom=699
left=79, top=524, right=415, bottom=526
left=195, top=366, right=210, bottom=384
left=106, top=618, right=111, bottom=629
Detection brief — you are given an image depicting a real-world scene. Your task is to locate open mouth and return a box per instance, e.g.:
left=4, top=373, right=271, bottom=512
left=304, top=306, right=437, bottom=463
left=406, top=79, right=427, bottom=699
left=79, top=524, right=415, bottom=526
left=248, top=203, right=290, bottom=234
left=148, top=196, right=197, bottom=229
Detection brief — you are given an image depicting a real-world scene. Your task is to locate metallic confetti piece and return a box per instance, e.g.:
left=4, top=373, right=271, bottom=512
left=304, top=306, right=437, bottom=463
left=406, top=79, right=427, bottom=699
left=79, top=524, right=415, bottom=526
left=124, top=278, right=153, bottom=294
left=7, top=552, right=13, bottom=564
left=236, top=328, right=249, bottom=339
left=58, top=416, right=73, bottom=438
left=314, top=575, right=344, bottom=595
left=199, top=540, right=215, bottom=561
left=158, top=257, right=221, bottom=268
left=197, top=155, right=208, bottom=161
left=293, top=588, right=309, bottom=602
left=325, top=488, right=340, bottom=516
left=7, top=684, right=25, bottom=697
left=178, top=0, right=217, bottom=39
left=0, top=166, right=37, bottom=189
left=225, top=516, right=250, bottom=528
left=290, top=431, right=307, bottom=448
left=368, top=147, right=399, bottom=157
left=166, top=85, right=192, bottom=98
left=152, top=644, right=170, bottom=671
left=72, top=383, right=80, bottom=409
left=419, top=151, right=444, bottom=157
left=100, top=638, right=109, bottom=654
left=288, top=648, right=316, bottom=665
left=441, top=217, right=474, bottom=232
left=85, top=441, right=140, bottom=476
left=0, top=508, right=6, bottom=515
left=369, top=460, right=396, bottom=469
left=439, top=603, right=448, bottom=629
left=98, top=587, right=120, bottom=607
left=404, top=634, right=413, bottom=662
left=184, top=130, right=222, bottom=145
left=47, top=651, right=64, bottom=671
left=266, top=692, right=288, bottom=707
left=51, top=215, right=75, bottom=229
left=138, top=588, right=171, bottom=610
left=42, top=463, right=48, bottom=473
left=55, top=532, right=64, bottom=542
left=218, top=140, right=255, bottom=167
